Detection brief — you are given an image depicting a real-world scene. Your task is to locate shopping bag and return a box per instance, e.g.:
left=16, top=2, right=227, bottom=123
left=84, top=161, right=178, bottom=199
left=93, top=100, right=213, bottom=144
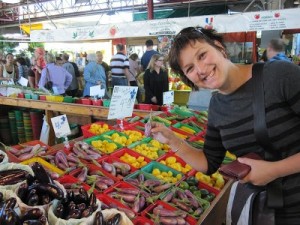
left=40, top=115, right=50, bottom=145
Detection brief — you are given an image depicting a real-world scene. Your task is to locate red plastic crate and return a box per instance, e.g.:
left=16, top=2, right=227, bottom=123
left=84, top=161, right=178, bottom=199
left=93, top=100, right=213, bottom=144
left=141, top=200, right=197, bottom=225
left=96, top=193, right=136, bottom=220
left=57, top=174, right=92, bottom=193
left=97, top=155, right=137, bottom=180
left=104, top=181, right=146, bottom=213
left=91, top=99, right=103, bottom=106
left=81, top=98, right=92, bottom=105
left=110, top=148, right=151, bottom=169
left=8, top=140, right=52, bottom=163
left=69, top=163, right=118, bottom=192
left=189, top=170, right=224, bottom=195
left=133, top=216, right=154, bottom=225
left=151, top=104, right=160, bottom=111
left=135, top=103, right=152, bottom=111
left=157, top=152, right=196, bottom=176
left=81, top=121, right=113, bottom=138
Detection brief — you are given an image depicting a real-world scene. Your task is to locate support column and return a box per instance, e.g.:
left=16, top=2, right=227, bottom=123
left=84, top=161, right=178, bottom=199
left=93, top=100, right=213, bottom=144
left=147, top=0, right=154, bottom=20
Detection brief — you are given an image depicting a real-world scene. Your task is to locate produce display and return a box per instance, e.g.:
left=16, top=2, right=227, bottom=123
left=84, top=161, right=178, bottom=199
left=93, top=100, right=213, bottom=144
left=0, top=107, right=230, bottom=225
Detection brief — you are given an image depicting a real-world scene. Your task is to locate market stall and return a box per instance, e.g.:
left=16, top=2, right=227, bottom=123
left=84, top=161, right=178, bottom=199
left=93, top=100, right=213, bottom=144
left=0, top=90, right=235, bottom=225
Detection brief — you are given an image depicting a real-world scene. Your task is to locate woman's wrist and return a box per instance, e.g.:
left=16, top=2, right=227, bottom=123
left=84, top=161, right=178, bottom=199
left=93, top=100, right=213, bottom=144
left=170, top=138, right=185, bottom=153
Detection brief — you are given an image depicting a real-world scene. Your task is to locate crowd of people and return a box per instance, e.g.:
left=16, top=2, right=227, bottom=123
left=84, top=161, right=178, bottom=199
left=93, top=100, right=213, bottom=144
left=0, top=40, right=171, bottom=104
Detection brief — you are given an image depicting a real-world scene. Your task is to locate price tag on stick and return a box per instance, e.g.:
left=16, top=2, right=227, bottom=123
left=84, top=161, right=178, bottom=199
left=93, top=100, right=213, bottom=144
left=108, top=86, right=138, bottom=120
left=163, top=91, right=174, bottom=105
left=50, top=114, right=71, bottom=138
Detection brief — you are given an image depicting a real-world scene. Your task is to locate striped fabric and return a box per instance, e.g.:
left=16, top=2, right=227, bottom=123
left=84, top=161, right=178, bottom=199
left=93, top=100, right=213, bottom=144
left=110, top=52, right=129, bottom=77
left=204, top=61, right=300, bottom=224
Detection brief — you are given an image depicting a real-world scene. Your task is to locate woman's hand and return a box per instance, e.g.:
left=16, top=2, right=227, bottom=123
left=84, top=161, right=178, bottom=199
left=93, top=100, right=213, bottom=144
left=150, top=122, right=178, bottom=145
left=238, top=157, right=279, bottom=186
left=151, top=96, right=157, bottom=104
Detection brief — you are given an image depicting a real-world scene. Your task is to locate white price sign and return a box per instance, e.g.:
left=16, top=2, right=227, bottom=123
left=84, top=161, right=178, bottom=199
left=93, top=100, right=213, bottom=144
left=18, top=77, right=28, bottom=87
left=163, top=91, right=174, bottom=105
left=108, top=86, right=138, bottom=120
left=90, top=85, right=105, bottom=97
left=50, top=114, right=71, bottom=138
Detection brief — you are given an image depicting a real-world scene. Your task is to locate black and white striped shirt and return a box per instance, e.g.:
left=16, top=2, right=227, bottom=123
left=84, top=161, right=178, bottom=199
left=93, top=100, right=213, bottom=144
left=110, top=52, right=129, bottom=77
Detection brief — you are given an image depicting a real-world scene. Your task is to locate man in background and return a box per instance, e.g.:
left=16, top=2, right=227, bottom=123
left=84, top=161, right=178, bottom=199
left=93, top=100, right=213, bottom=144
left=62, top=53, right=78, bottom=97
left=267, top=39, right=291, bottom=62
left=141, top=39, right=158, bottom=71
left=110, top=43, right=130, bottom=87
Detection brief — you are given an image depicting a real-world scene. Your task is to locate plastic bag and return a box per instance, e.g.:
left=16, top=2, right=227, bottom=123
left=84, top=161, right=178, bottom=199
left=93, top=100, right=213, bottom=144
left=40, top=115, right=50, bottom=145
left=15, top=180, right=66, bottom=216
left=0, top=150, right=8, bottom=165
left=0, top=162, right=34, bottom=191
left=102, top=208, right=133, bottom=225
left=48, top=198, right=102, bottom=225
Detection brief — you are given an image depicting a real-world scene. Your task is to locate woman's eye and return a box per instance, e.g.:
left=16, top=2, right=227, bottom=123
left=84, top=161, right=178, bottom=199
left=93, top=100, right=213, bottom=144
left=198, top=52, right=206, bottom=60
left=185, top=66, right=194, bottom=75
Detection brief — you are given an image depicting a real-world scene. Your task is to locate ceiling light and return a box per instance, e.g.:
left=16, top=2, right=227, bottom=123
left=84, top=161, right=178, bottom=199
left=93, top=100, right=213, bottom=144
left=2, top=0, right=21, bottom=3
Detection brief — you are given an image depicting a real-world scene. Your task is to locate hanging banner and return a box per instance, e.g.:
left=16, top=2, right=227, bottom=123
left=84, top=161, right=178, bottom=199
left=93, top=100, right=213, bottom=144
left=31, top=8, right=300, bottom=42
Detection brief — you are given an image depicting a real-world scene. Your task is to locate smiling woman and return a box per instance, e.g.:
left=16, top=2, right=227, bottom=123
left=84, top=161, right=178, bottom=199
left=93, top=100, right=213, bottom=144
left=151, top=26, right=300, bottom=225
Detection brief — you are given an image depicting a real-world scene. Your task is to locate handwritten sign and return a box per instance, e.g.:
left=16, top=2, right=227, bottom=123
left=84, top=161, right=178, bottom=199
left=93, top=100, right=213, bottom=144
left=163, top=91, right=174, bottom=105
left=50, top=114, right=71, bottom=138
left=108, top=86, right=138, bottom=120
left=90, top=85, right=105, bottom=97
left=18, top=77, right=28, bottom=87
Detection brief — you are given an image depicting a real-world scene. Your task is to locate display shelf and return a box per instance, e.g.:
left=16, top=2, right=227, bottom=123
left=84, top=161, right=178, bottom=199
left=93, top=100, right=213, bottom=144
left=0, top=96, right=153, bottom=146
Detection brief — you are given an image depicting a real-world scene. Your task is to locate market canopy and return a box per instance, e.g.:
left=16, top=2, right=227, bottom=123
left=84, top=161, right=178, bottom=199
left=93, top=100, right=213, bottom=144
left=30, top=8, right=300, bottom=42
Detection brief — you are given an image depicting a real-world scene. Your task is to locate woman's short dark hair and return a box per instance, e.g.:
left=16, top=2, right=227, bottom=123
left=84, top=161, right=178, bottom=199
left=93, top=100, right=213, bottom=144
left=169, top=27, right=226, bottom=89
left=129, top=53, right=138, bottom=60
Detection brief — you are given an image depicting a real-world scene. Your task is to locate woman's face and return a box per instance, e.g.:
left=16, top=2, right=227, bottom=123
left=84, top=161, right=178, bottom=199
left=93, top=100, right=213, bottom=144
left=179, top=40, right=229, bottom=91
left=6, top=54, right=14, bottom=64
left=155, top=57, right=164, bottom=67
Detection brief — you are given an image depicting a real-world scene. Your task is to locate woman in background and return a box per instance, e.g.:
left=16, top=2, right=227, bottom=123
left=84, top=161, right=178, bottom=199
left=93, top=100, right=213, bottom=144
left=129, top=53, right=141, bottom=102
left=143, top=54, right=169, bottom=106
left=0, top=53, right=19, bottom=84
left=38, top=53, right=72, bottom=95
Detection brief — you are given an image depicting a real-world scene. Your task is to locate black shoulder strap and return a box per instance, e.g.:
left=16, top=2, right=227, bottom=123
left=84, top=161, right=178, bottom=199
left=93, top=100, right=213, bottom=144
left=252, top=63, right=274, bottom=153
left=252, top=63, right=283, bottom=209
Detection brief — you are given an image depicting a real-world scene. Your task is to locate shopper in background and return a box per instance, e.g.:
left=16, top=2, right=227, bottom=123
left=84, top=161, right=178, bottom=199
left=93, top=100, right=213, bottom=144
left=129, top=53, right=141, bottom=102
left=38, top=53, right=72, bottom=95
left=260, top=49, right=268, bottom=62
left=150, top=27, right=300, bottom=225
left=141, top=39, right=159, bottom=71
left=83, top=51, right=107, bottom=97
left=28, top=56, right=39, bottom=88
left=143, top=54, right=169, bottom=106
left=62, top=53, right=78, bottom=97
left=266, top=39, right=291, bottom=62
left=55, top=56, right=64, bottom=66
left=95, top=51, right=110, bottom=96
left=110, top=43, right=130, bottom=87
left=16, top=57, right=29, bottom=80
left=0, top=53, right=19, bottom=84
left=0, top=52, right=6, bottom=65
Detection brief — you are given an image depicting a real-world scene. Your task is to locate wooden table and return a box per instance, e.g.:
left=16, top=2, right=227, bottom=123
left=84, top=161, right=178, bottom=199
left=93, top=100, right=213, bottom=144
left=0, top=96, right=152, bottom=145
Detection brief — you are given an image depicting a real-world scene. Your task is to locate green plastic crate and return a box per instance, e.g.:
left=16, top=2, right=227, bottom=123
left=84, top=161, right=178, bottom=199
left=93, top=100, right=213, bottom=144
left=141, top=161, right=183, bottom=181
